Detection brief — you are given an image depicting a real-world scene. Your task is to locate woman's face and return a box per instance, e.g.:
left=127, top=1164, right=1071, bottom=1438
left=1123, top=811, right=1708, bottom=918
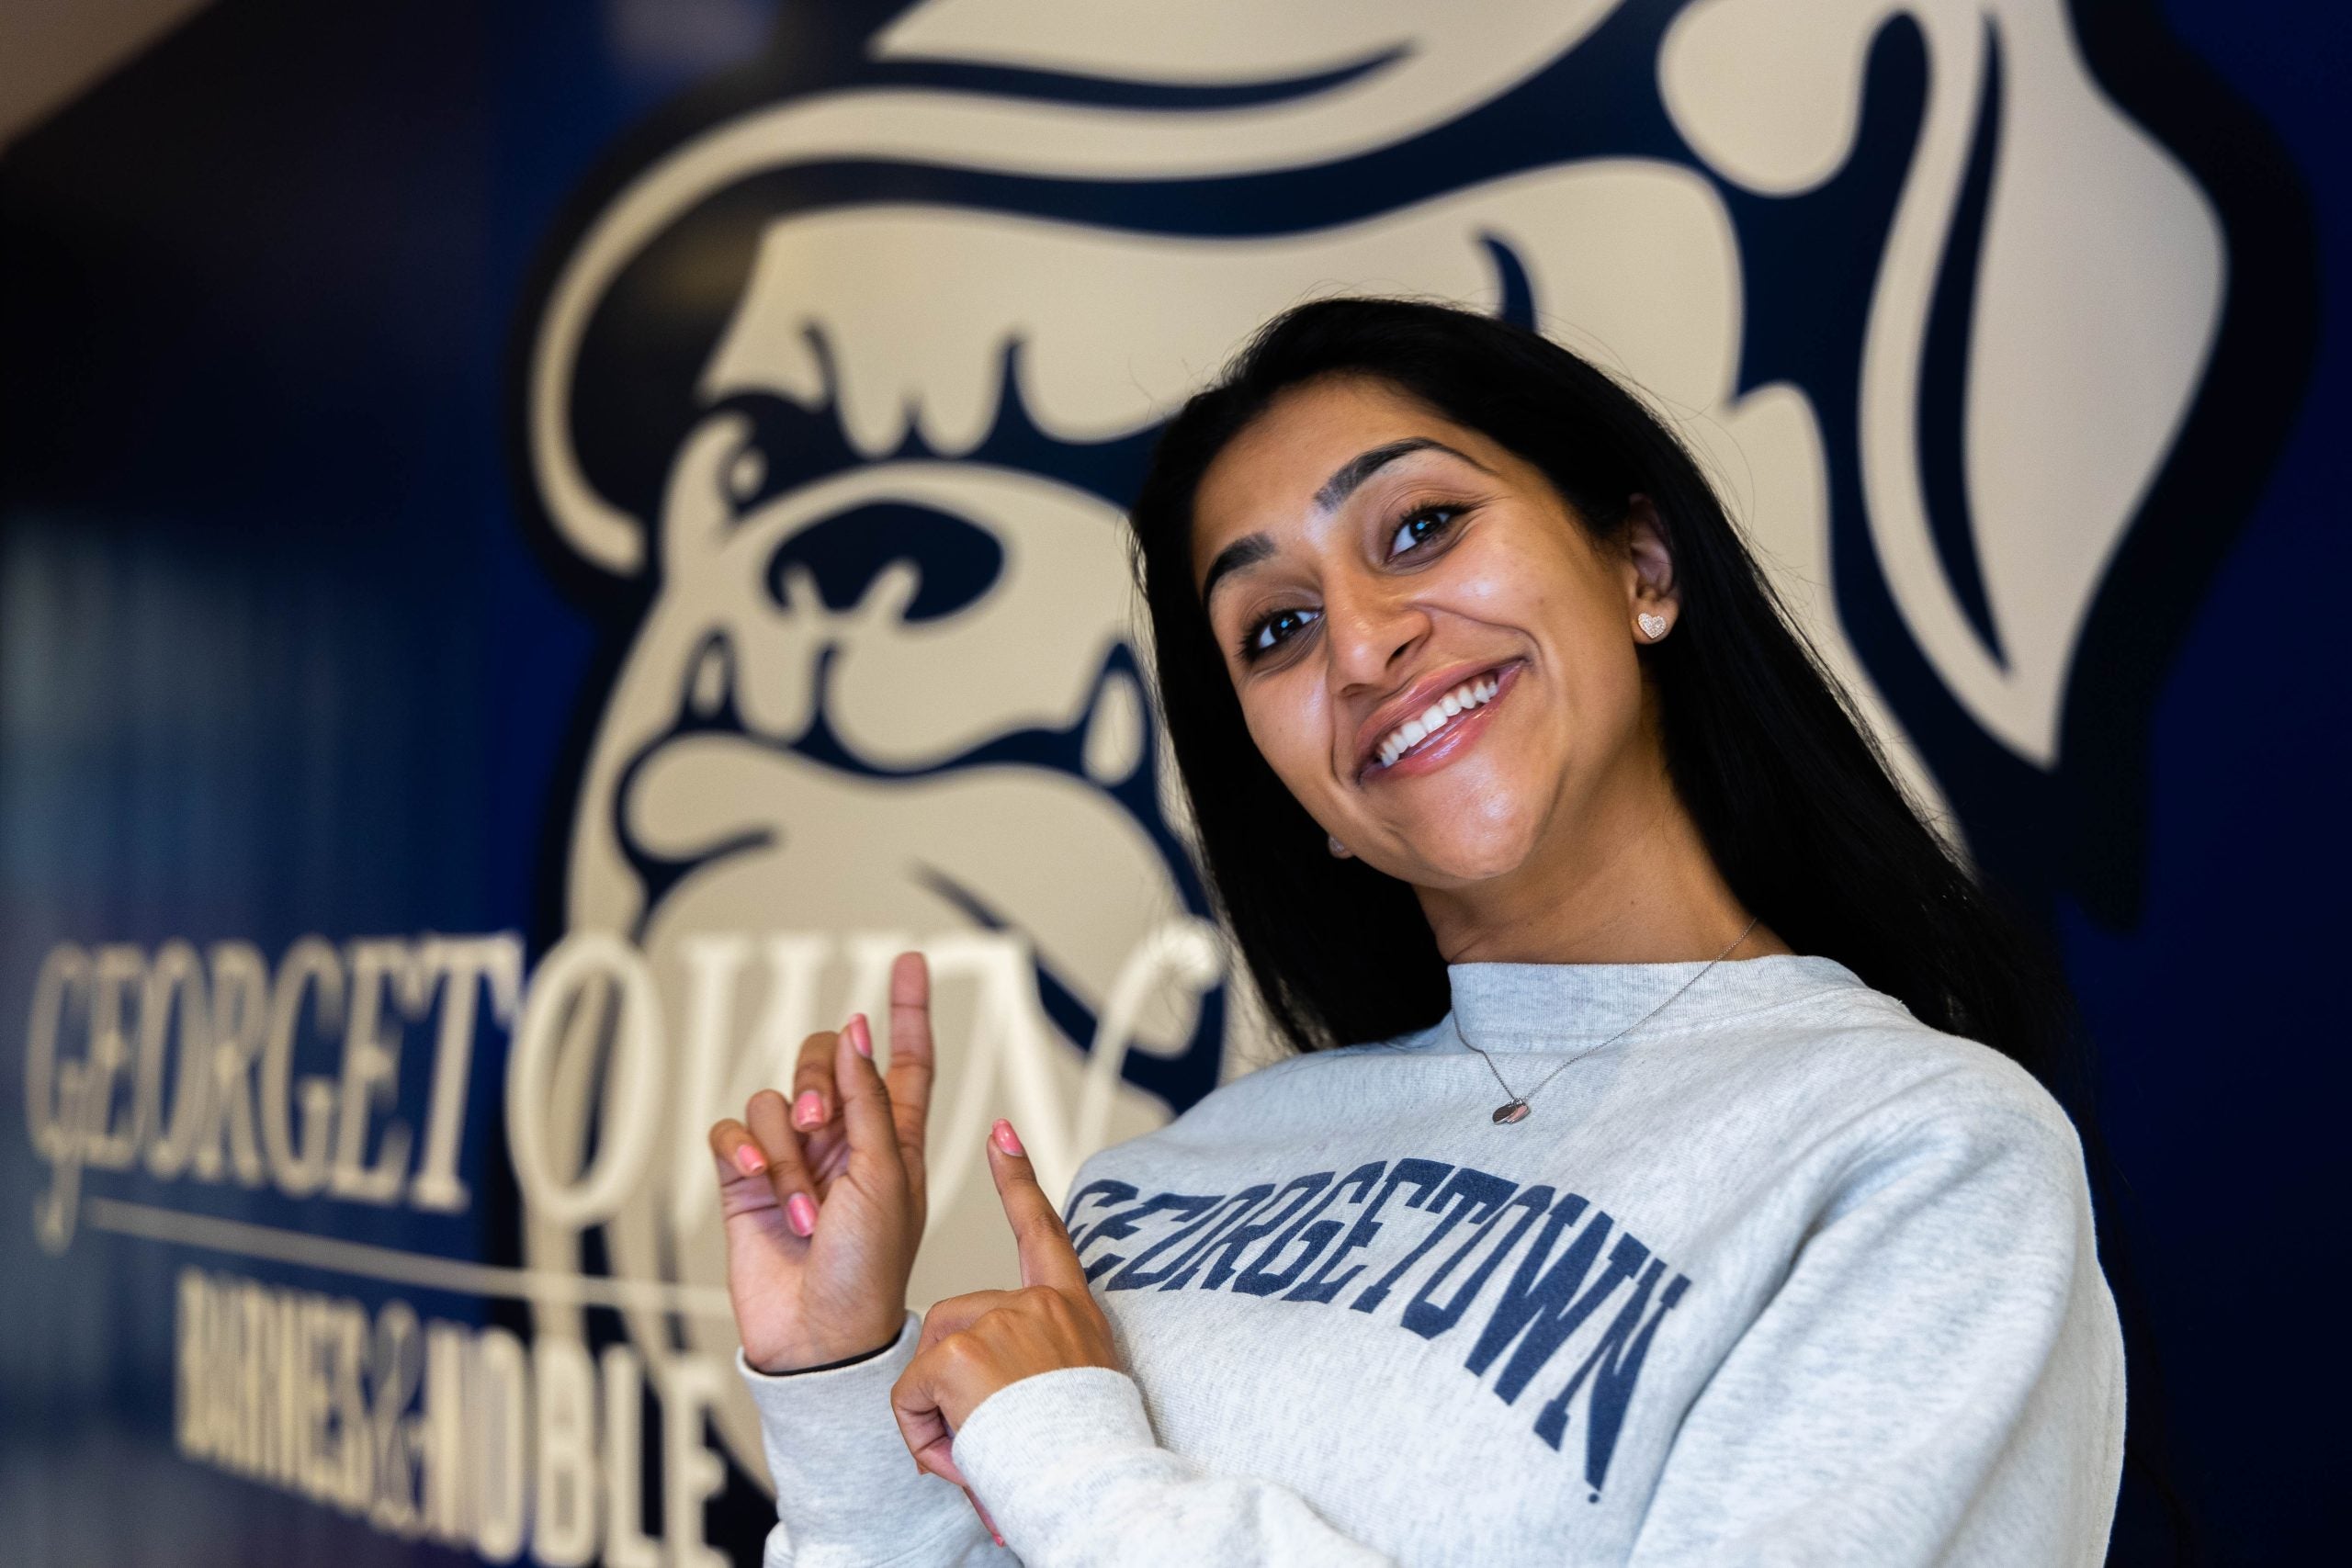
left=1191, top=373, right=1675, bottom=892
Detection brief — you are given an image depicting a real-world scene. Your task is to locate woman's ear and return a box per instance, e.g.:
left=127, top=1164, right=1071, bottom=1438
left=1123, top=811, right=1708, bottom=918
left=1624, top=493, right=1679, bottom=640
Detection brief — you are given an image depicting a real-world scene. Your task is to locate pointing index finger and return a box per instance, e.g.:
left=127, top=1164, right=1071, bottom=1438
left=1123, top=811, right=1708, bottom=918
left=986, top=1119, right=1088, bottom=1292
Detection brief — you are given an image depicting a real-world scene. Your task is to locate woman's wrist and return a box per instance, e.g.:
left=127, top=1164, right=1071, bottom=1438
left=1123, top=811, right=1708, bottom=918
left=759, top=1332, right=899, bottom=1377
left=747, top=1309, right=910, bottom=1377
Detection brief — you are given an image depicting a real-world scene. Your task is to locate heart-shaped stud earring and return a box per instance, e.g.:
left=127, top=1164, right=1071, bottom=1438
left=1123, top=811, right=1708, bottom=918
left=1328, top=833, right=1352, bottom=859
left=1637, top=612, right=1669, bottom=640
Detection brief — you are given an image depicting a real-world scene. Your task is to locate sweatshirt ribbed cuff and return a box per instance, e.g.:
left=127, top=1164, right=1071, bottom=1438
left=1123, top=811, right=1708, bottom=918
left=950, top=1367, right=1167, bottom=1557
left=736, top=1310, right=978, bottom=1556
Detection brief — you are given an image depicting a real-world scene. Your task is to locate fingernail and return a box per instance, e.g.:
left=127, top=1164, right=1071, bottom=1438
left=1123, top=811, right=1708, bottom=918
left=786, top=1192, right=818, bottom=1235
left=848, top=1013, right=873, bottom=1058
left=733, top=1143, right=767, bottom=1177
left=794, top=1090, right=824, bottom=1129
left=991, top=1118, right=1023, bottom=1156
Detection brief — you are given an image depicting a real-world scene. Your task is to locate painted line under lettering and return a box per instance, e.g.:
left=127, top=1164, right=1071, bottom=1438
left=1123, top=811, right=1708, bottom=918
left=83, top=1197, right=738, bottom=1318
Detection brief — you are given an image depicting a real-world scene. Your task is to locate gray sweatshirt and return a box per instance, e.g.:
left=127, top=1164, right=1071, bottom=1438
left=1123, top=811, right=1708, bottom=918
left=739, top=953, right=2126, bottom=1566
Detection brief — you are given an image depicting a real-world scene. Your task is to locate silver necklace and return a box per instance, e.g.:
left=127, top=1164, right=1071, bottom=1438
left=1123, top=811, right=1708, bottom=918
left=1464, top=915, right=1760, bottom=1124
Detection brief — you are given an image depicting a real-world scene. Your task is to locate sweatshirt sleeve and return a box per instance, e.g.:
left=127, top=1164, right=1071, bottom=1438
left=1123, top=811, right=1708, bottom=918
left=736, top=1309, right=1010, bottom=1567
left=947, top=1364, right=1397, bottom=1568
left=1622, top=1082, right=2128, bottom=1568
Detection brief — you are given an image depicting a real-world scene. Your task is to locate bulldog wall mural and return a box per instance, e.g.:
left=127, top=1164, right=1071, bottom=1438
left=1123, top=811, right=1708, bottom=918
left=503, top=0, right=2273, bottom=1500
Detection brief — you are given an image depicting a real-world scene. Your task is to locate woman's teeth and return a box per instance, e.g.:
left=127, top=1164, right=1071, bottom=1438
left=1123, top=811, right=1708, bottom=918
left=1375, top=673, right=1500, bottom=768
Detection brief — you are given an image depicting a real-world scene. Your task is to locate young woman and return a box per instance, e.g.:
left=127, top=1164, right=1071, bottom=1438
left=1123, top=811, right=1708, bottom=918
left=707, top=297, right=2126, bottom=1565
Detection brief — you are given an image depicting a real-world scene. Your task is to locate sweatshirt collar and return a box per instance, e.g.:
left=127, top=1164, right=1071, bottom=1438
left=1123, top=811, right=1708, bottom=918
left=1438, top=953, right=1869, bottom=1052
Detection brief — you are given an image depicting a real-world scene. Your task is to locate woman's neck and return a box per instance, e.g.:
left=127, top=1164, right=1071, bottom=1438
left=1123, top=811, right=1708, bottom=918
left=1416, top=759, right=1792, bottom=967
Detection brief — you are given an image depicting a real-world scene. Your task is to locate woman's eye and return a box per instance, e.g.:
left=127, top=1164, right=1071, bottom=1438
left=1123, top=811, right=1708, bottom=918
left=1243, top=606, right=1320, bottom=660
left=1386, top=503, right=1463, bottom=558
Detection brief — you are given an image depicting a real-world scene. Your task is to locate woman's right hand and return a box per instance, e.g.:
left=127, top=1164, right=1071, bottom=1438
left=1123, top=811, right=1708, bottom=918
left=707, top=950, right=937, bottom=1373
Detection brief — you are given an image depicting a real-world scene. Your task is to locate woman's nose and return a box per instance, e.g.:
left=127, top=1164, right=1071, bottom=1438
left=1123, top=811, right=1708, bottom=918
left=1321, top=573, right=1429, bottom=687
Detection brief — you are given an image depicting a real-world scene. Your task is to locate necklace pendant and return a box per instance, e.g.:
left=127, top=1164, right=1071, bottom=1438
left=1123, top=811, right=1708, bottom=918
left=1492, top=1099, right=1531, bottom=1125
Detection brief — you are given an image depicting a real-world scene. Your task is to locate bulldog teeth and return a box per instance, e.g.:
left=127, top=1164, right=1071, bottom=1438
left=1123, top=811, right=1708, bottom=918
left=1374, top=674, right=1500, bottom=768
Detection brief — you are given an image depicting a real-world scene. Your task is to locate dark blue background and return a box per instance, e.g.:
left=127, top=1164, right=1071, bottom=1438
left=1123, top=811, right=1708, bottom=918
left=0, top=1, right=2342, bottom=1562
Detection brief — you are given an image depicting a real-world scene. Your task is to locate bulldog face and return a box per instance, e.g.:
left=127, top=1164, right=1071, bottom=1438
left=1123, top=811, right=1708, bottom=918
left=519, top=0, right=2232, bottom=1488
left=521, top=421, right=1222, bottom=1485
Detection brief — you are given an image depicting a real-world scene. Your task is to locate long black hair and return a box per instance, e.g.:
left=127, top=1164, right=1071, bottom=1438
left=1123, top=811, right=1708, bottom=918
left=1124, top=293, right=2197, bottom=1559
left=1125, top=294, right=2085, bottom=1100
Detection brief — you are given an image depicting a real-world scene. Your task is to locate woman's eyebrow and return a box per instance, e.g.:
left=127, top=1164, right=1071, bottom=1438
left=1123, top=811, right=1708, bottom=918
left=1199, top=437, right=1493, bottom=606
left=1200, top=534, right=1275, bottom=609
left=1313, top=436, right=1491, bottom=513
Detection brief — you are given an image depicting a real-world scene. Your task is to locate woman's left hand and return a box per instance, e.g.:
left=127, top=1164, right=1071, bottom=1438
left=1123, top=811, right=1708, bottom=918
left=891, top=1117, right=1122, bottom=1499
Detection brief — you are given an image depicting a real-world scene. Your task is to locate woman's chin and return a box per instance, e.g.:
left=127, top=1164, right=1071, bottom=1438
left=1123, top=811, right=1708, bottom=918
left=1375, top=823, right=1544, bottom=889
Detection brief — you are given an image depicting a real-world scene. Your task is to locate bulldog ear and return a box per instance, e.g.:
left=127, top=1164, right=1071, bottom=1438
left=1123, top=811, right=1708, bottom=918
left=1660, top=0, right=2224, bottom=768
left=526, top=307, right=650, bottom=578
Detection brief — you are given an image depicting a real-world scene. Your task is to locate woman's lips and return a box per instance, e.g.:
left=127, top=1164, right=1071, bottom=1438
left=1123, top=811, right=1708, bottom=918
left=1359, top=660, right=1522, bottom=784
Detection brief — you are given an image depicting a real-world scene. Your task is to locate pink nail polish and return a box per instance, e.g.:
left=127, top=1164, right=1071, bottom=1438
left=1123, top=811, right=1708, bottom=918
left=733, top=1144, right=767, bottom=1177
left=794, top=1090, right=824, bottom=1128
left=991, top=1119, right=1023, bottom=1156
left=786, top=1192, right=818, bottom=1235
left=848, top=1013, right=873, bottom=1058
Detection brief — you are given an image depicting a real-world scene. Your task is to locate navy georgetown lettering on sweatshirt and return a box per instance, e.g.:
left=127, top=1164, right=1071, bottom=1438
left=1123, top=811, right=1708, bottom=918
left=740, top=954, right=2126, bottom=1567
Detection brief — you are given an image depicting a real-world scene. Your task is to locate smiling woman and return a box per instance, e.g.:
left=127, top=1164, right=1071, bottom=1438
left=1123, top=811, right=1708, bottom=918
left=707, top=297, right=2128, bottom=1567
left=1136, top=297, right=2085, bottom=1069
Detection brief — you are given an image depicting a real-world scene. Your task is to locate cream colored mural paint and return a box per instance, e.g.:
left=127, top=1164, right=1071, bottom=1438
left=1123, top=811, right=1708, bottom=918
left=513, top=0, right=2222, bottom=1488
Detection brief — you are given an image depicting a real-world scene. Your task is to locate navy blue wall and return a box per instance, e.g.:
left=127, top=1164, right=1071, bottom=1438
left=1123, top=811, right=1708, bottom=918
left=1, top=2, right=2341, bottom=1562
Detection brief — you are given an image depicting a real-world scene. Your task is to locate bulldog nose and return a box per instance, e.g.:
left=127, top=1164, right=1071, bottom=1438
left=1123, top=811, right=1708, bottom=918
left=764, top=502, right=1003, bottom=623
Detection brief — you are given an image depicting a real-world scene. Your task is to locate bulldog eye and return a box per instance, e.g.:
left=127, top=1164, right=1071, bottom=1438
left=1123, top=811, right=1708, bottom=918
left=764, top=502, right=1004, bottom=623
left=706, top=392, right=808, bottom=516
left=726, top=446, right=767, bottom=505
